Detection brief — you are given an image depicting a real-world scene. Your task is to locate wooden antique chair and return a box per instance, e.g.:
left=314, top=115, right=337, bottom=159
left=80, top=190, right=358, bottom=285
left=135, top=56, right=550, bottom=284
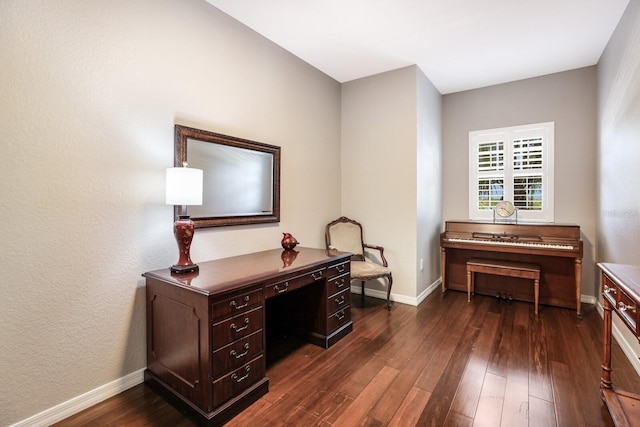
left=325, top=216, right=393, bottom=310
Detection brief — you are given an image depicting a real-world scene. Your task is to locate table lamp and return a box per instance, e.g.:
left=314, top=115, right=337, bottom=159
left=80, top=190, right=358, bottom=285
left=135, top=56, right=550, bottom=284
left=166, top=164, right=203, bottom=273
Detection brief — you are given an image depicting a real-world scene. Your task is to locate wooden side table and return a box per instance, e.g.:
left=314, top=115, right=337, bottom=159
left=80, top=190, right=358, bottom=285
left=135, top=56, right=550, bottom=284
left=598, top=263, right=640, bottom=426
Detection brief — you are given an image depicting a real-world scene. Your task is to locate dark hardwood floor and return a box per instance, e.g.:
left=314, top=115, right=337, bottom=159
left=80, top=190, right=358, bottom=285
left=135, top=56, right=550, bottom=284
left=54, top=289, right=640, bottom=426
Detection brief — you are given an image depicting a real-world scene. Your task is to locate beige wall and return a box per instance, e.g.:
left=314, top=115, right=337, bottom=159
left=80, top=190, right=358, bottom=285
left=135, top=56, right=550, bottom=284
left=340, top=66, right=442, bottom=302
left=0, top=0, right=342, bottom=424
left=417, top=69, right=443, bottom=296
left=341, top=67, right=419, bottom=301
left=442, top=68, right=599, bottom=298
left=597, top=0, right=640, bottom=265
left=597, top=0, right=640, bottom=369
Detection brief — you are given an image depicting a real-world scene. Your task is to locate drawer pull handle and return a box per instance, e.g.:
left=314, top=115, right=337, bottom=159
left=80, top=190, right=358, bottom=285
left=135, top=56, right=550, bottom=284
left=312, top=271, right=323, bottom=281
left=231, top=318, right=250, bottom=333
left=336, top=310, right=345, bottom=321
left=337, top=265, right=345, bottom=273
left=274, top=282, right=289, bottom=293
left=604, top=285, right=617, bottom=295
left=230, top=343, right=250, bottom=359
left=336, top=279, right=346, bottom=288
left=230, top=296, right=250, bottom=310
left=618, top=301, right=635, bottom=313
left=335, top=296, right=345, bottom=306
left=232, top=366, right=251, bottom=383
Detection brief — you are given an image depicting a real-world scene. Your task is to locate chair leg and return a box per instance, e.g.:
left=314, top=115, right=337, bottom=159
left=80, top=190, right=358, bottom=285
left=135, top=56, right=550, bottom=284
left=386, top=274, right=393, bottom=310
left=361, top=281, right=365, bottom=303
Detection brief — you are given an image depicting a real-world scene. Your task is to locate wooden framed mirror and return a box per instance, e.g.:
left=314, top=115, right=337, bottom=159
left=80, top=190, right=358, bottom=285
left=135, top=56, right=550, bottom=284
left=175, top=125, right=281, bottom=228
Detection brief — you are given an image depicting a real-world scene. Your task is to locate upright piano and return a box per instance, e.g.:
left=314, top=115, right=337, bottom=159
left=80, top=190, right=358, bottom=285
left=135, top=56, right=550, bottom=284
left=440, top=221, right=583, bottom=316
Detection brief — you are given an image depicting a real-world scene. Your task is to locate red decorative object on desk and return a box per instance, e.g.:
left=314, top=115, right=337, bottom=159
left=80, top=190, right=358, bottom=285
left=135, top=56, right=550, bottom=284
left=281, top=232, right=299, bottom=250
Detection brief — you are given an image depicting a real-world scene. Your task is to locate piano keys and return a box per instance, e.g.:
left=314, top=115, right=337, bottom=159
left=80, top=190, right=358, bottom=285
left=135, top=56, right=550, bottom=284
left=441, top=220, right=583, bottom=316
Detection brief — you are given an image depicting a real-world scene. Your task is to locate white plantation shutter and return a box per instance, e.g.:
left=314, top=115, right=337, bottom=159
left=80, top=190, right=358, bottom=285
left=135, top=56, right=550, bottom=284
left=475, top=139, right=505, bottom=211
left=513, top=136, right=544, bottom=211
left=469, top=122, right=554, bottom=222
left=478, top=141, right=504, bottom=172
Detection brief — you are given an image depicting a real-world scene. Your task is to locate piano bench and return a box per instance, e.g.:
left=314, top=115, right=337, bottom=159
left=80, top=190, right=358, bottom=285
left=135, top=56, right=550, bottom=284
left=466, top=258, right=541, bottom=314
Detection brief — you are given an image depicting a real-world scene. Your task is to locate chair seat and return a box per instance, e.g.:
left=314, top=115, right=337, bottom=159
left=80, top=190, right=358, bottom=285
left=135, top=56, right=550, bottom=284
left=351, top=261, right=391, bottom=283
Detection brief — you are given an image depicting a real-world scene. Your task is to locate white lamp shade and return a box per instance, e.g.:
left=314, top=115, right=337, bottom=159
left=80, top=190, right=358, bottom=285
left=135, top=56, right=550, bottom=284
left=166, top=167, right=203, bottom=206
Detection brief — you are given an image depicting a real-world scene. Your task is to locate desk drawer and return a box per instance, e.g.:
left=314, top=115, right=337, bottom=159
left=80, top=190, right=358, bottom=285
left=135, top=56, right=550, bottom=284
left=327, top=273, right=350, bottom=297
left=211, top=287, right=263, bottom=322
left=327, top=260, right=350, bottom=278
left=327, top=289, right=349, bottom=314
left=265, top=267, right=325, bottom=299
left=212, top=329, right=263, bottom=378
left=212, top=307, right=263, bottom=348
left=327, top=306, right=351, bottom=333
left=212, top=355, right=265, bottom=408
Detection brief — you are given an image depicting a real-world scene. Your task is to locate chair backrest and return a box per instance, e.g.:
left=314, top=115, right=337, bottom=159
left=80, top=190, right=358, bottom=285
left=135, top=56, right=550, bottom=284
left=325, top=217, right=365, bottom=261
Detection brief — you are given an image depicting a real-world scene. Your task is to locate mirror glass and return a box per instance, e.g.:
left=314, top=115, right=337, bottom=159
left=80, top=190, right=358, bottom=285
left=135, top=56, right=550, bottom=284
left=175, top=125, right=281, bottom=228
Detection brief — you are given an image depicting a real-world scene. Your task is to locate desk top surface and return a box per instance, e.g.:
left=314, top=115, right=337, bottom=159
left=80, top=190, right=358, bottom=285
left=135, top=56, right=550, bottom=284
left=598, top=262, right=640, bottom=300
left=144, top=247, right=351, bottom=295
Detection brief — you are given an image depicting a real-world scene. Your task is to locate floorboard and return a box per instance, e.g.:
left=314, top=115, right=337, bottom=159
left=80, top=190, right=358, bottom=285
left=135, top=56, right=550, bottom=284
left=53, top=290, right=640, bottom=426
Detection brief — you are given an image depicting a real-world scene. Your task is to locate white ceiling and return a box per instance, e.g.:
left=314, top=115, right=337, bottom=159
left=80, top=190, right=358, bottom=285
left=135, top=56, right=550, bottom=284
left=206, top=0, right=629, bottom=94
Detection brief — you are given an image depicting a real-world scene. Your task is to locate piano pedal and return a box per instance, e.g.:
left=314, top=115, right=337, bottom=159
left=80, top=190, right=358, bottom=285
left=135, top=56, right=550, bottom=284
left=496, top=293, right=501, bottom=301
left=502, top=293, right=507, bottom=300
left=508, top=294, right=513, bottom=303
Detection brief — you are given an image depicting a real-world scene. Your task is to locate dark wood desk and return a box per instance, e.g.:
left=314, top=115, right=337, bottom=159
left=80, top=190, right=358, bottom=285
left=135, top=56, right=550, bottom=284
left=599, top=263, right=640, bottom=426
left=143, top=247, right=352, bottom=426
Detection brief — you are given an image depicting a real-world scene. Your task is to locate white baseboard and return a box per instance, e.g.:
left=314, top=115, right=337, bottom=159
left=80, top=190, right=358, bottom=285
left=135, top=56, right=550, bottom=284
left=417, top=278, right=442, bottom=305
left=360, top=277, right=598, bottom=309
left=11, top=368, right=145, bottom=427
left=351, top=277, right=441, bottom=307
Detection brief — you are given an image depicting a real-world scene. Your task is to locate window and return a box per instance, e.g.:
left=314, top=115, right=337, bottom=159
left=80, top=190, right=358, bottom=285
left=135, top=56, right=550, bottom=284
left=469, top=122, right=554, bottom=222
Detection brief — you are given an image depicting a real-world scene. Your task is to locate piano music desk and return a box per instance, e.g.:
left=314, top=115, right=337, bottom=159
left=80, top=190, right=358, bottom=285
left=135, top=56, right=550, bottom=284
left=467, top=258, right=540, bottom=314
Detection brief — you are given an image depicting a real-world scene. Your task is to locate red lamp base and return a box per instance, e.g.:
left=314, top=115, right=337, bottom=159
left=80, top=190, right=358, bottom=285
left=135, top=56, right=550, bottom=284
left=171, top=215, right=198, bottom=274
